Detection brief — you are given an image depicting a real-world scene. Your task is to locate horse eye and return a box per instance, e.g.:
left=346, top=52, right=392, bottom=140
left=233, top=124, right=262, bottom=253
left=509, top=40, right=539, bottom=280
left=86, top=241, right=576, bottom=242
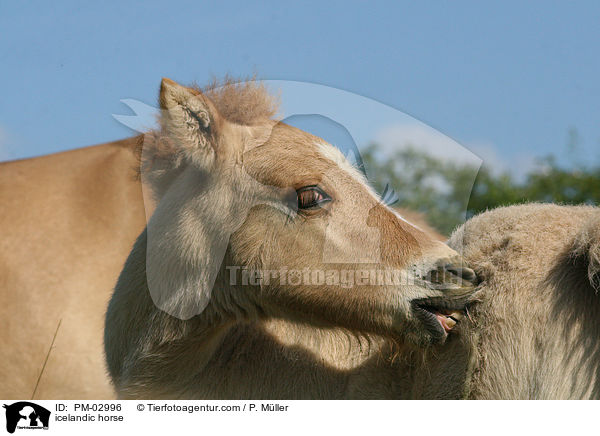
left=296, top=186, right=331, bottom=210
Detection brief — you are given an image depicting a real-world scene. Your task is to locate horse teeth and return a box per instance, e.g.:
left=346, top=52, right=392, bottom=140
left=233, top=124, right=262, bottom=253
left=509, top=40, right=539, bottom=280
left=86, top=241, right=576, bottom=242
left=448, top=311, right=463, bottom=320
left=445, top=317, right=457, bottom=329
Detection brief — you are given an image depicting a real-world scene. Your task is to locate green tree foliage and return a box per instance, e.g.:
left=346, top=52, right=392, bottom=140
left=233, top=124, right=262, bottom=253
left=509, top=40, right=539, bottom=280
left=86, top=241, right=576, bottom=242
left=362, top=143, right=600, bottom=236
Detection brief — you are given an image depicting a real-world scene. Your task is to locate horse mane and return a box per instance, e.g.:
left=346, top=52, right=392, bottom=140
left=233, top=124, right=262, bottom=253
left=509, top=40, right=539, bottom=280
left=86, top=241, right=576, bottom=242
left=199, top=75, right=280, bottom=125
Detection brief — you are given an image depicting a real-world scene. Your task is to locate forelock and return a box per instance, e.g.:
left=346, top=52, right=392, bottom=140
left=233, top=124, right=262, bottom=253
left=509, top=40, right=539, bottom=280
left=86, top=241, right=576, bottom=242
left=193, top=75, right=280, bottom=125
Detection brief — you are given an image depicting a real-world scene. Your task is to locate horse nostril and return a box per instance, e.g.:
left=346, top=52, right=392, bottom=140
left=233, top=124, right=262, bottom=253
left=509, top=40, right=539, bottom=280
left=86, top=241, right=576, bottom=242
left=445, top=264, right=477, bottom=284
left=422, top=258, right=479, bottom=289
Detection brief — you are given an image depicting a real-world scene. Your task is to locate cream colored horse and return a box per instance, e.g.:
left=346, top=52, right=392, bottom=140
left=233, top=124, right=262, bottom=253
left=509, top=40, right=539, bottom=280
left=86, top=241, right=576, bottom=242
left=1, top=77, right=473, bottom=399
left=103, top=78, right=477, bottom=399
left=390, top=204, right=600, bottom=399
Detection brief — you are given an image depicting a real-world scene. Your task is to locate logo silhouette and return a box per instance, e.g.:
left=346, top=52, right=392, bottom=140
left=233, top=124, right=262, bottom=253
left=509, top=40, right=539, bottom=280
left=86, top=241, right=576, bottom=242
left=3, top=402, right=50, bottom=433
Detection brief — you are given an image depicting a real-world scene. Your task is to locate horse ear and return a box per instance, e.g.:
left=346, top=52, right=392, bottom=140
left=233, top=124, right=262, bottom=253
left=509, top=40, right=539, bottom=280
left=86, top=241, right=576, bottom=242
left=159, top=77, right=223, bottom=168
left=140, top=79, right=237, bottom=320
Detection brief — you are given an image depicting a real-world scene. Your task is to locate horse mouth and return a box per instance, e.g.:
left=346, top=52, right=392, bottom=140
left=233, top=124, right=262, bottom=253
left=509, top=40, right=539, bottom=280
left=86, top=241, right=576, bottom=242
left=411, top=298, right=468, bottom=343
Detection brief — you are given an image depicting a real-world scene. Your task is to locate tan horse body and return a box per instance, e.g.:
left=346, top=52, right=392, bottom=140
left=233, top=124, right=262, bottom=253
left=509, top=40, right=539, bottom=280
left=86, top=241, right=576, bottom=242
left=0, top=139, right=145, bottom=398
left=1, top=79, right=456, bottom=399
left=104, top=78, right=476, bottom=399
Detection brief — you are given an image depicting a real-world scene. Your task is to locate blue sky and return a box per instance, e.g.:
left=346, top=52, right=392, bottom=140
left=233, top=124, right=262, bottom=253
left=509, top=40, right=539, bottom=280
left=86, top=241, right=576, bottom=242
left=1, top=1, right=599, bottom=175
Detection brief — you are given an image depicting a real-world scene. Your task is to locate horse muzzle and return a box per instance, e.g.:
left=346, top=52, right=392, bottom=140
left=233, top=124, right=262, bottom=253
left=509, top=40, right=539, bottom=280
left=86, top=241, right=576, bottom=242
left=410, top=256, right=480, bottom=343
